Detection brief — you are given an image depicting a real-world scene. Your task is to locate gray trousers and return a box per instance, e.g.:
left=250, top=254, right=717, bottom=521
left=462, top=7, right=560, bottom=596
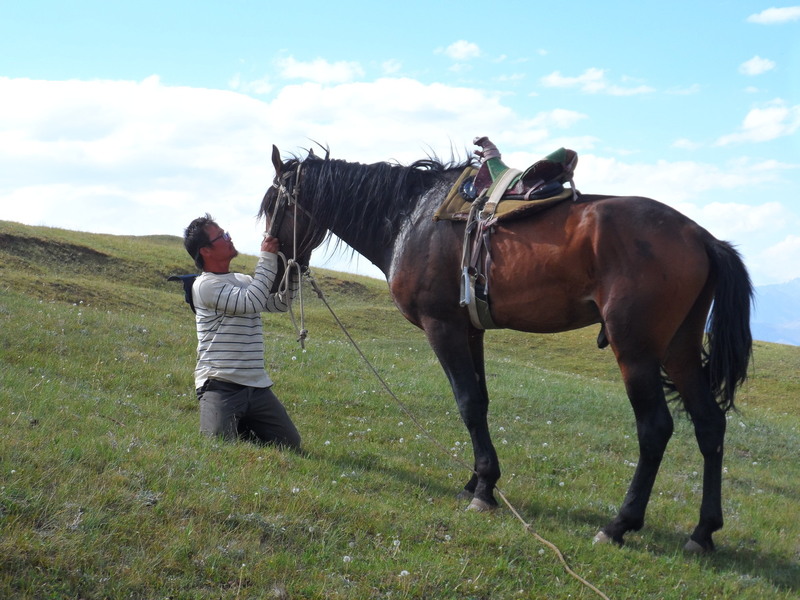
left=197, top=379, right=301, bottom=449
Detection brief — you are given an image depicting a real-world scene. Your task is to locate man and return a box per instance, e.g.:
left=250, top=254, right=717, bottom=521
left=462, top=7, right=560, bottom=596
left=182, top=214, right=301, bottom=449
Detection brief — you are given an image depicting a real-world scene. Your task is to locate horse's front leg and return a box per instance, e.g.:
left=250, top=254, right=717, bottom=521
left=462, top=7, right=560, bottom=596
left=424, top=319, right=500, bottom=510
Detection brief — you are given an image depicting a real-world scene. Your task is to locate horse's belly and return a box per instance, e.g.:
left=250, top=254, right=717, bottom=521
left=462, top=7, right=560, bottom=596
left=489, top=289, right=600, bottom=333
left=487, top=222, right=600, bottom=332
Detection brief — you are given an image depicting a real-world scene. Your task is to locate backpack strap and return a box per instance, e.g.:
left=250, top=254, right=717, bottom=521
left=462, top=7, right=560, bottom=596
left=167, top=274, right=198, bottom=314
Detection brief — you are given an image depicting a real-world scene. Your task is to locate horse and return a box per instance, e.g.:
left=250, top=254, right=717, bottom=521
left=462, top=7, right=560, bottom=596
left=259, top=144, right=753, bottom=553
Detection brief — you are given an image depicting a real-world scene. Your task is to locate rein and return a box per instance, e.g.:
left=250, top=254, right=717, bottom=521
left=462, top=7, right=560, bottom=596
left=270, top=163, right=312, bottom=347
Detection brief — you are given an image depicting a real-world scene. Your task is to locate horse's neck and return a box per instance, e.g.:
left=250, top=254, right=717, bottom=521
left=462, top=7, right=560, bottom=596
left=313, top=161, right=448, bottom=276
left=332, top=218, right=397, bottom=277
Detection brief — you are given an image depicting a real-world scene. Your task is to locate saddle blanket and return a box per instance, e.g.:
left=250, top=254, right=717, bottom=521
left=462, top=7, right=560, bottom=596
left=433, top=166, right=573, bottom=222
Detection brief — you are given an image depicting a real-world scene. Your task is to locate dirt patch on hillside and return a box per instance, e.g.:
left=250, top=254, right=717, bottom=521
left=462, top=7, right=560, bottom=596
left=0, top=233, right=116, bottom=270
left=314, top=274, right=382, bottom=301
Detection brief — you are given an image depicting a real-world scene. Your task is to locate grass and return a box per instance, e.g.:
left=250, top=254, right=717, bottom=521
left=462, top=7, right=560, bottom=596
left=1, top=219, right=798, bottom=599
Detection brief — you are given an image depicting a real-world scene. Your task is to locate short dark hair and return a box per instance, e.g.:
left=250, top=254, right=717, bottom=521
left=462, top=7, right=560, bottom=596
left=184, top=213, right=216, bottom=270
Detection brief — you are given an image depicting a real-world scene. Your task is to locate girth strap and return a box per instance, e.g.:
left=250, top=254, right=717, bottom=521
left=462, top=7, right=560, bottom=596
left=459, top=198, right=500, bottom=330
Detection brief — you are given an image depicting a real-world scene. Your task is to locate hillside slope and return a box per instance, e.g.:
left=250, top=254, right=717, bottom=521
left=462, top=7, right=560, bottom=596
left=1, top=220, right=798, bottom=599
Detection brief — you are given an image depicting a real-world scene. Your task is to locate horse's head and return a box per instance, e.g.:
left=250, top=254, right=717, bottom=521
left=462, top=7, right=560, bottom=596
left=259, top=145, right=328, bottom=267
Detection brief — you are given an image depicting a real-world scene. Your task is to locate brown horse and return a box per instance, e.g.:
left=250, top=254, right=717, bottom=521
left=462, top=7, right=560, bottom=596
left=259, top=145, right=753, bottom=552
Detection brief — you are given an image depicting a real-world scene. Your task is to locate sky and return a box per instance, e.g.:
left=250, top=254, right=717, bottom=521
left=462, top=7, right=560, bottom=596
left=1, top=1, right=798, bottom=286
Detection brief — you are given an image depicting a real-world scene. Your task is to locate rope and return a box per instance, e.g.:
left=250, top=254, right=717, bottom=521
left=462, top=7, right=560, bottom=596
left=304, top=274, right=610, bottom=600
left=274, top=163, right=309, bottom=348
left=276, top=252, right=307, bottom=348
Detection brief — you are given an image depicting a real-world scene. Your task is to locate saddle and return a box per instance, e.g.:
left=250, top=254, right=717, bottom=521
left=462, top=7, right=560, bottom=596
left=437, top=137, right=580, bottom=330
left=434, top=136, right=578, bottom=223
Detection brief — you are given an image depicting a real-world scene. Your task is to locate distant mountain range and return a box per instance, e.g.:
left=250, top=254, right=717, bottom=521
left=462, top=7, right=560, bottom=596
left=752, top=278, right=800, bottom=346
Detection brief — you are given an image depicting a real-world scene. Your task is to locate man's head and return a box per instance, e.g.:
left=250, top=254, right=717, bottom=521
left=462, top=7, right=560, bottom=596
left=184, top=214, right=238, bottom=271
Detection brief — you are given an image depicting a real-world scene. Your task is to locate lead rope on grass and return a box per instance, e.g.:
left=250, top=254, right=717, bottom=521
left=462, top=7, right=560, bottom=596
left=304, top=273, right=610, bottom=600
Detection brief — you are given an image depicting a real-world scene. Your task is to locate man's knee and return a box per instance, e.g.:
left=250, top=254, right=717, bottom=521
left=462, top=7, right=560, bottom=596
left=199, top=398, right=239, bottom=440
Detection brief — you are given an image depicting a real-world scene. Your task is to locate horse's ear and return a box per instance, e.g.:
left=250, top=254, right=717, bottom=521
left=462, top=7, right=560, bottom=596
left=271, top=145, right=283, bottom=175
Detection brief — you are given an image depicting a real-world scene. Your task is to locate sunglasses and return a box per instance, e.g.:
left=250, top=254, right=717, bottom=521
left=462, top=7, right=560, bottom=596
left=208, top=231, right=231, bottom=244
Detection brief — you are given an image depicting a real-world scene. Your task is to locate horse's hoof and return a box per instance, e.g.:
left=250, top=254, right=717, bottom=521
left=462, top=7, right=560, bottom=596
left=466, top=498, right=495, bottom=512
left=684, top=539, right=709, bottom=554
left=455, top=489, right=474, bottom=501
left=592, top=531, right=612, bottom=545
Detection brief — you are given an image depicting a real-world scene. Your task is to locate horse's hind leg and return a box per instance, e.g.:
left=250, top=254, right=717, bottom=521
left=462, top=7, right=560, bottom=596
left=597, top=356, right=674, bottom=546
left=664, top=339, right=726, bottom=552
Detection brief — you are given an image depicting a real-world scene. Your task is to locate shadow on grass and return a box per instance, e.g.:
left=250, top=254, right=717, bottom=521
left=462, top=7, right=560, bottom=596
left=523, top=499, right=799, bottom=594
left=303, top=447, right=462, bottom=501
left=302, top=444, right=798, bottom=594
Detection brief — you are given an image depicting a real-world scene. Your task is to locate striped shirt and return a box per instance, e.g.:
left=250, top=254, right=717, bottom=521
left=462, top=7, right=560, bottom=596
left=192, top=252, right=298, bottom=389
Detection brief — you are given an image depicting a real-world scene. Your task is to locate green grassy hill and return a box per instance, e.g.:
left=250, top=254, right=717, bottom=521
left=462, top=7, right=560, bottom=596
left=1, top=220, right=798, bottom=599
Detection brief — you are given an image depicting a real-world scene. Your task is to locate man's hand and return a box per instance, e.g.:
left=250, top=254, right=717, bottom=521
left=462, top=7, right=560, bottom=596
left=261, top=234, right=280, bottom=254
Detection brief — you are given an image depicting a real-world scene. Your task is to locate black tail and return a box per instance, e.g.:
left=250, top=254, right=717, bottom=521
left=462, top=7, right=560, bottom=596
left=704, top=240, right=753, bottom=412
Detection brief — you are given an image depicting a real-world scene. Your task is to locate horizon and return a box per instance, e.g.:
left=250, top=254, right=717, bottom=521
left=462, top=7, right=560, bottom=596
left=3, top=216, right=798, bottom=347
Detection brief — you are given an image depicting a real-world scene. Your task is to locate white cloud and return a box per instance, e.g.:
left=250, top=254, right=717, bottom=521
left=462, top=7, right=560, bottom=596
left=0, top=75, right=570, bottom=263
left=443, top=40, right=481, bottom=61
left=688, top=201, right=786, bottom=237
left=756, top=235, right=800, bottom=284
left=739, top=55, right=776, bottom=76
left=530, top=108, right=587, bottom=129
left=542, top=68, right=605, bottom=92
left=672, top=138, right=702, bottom=150
left=0, top=76, right=280, bottom=246
left=265, top=78, right=524, bottom=161
left=747, top=6, right=800, bottom=24
left=569, top=154, right=789, bottom=204
left=381, top=59, right=402, bottom=75
left=541, top=68, right=654, bottom=95
left=494, top=73, right=526, bottom=83
left=275, top=56, right=364, bottom=84
left=0, top=75, right=795, bottom=286
left=716, top=99, right=800, bottom=145
left=665, top=84, right=702, bottom=96
left=229, top=73, right=273, bottom=95
left=448, top=62, right=474, bottom=74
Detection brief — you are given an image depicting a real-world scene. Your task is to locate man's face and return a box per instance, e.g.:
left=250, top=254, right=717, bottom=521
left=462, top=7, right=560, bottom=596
left=203, top=224, right=239, bottom=262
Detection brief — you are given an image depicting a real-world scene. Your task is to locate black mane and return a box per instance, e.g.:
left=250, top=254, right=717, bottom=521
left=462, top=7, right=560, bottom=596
left=295, top=153, right=474, bottom=250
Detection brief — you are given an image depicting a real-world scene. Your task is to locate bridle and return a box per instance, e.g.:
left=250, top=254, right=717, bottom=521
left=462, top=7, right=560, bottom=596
left=267, top=160, right=319, bottom=348
left=267, top=162, right=301, bottom=239
left=267, top=161, right=319, bottom=262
